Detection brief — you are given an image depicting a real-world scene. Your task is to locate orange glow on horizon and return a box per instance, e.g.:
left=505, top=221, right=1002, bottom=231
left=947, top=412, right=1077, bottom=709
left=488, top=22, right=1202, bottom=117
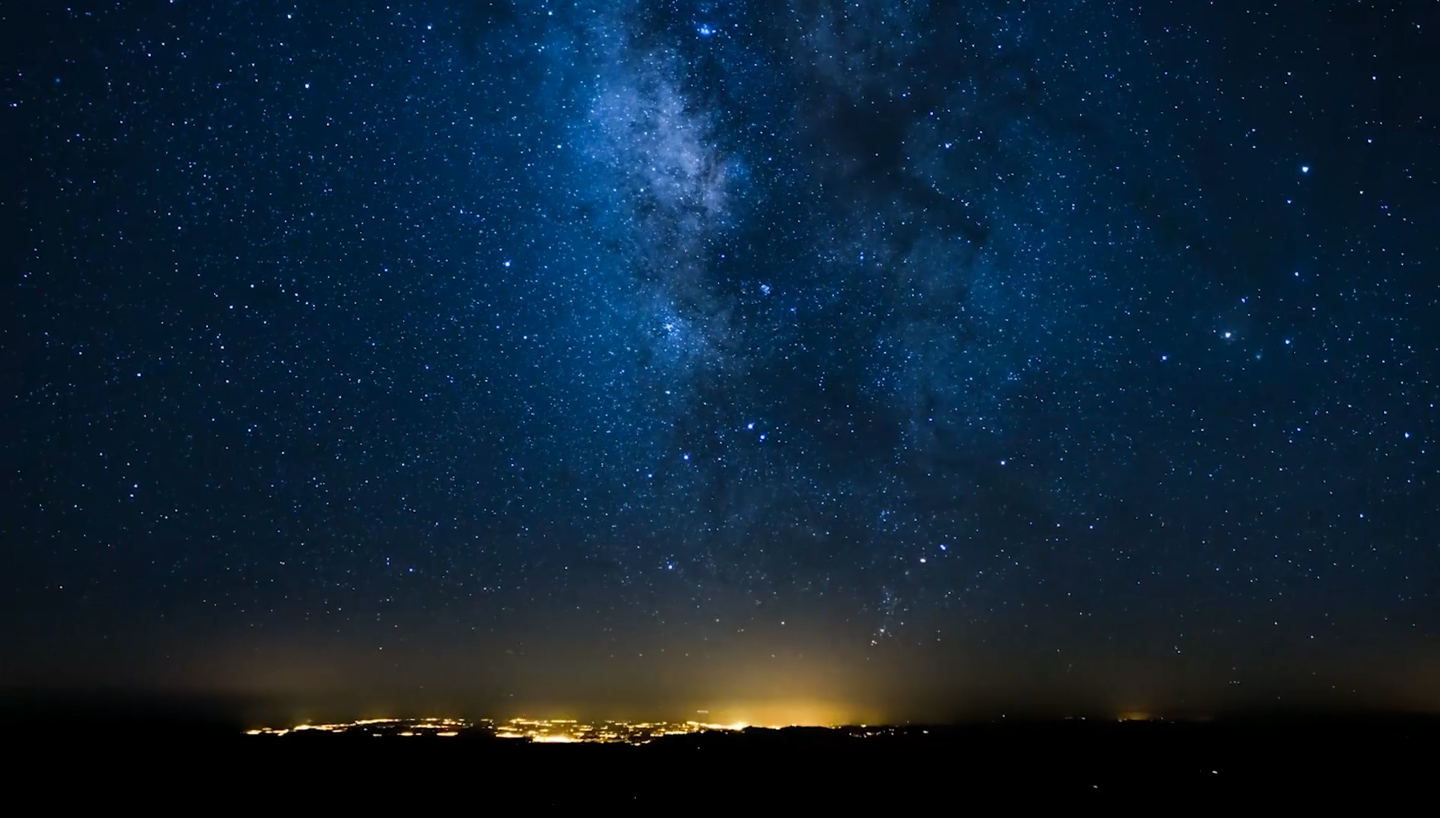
left=697, top=699, right=873, bottom=729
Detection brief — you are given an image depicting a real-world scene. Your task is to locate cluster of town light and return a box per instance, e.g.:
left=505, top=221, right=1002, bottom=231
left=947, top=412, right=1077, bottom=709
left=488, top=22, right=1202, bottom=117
left=245, top=717, right=761, bottom=743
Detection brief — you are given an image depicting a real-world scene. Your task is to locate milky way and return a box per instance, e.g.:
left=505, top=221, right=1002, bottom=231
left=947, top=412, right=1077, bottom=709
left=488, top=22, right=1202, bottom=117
left=543, top=1, right=1211, bottom=632
left=7, top=1, right=1436, bottom=712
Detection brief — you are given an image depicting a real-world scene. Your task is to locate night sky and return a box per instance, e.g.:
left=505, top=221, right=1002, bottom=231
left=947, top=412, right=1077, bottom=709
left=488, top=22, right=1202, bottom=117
left=5, top=1, right=1437, bottom=723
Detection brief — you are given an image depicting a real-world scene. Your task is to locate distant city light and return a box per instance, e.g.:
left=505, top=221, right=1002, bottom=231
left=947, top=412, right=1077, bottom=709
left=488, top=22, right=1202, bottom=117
left=240, top=716, right=820, bottom=745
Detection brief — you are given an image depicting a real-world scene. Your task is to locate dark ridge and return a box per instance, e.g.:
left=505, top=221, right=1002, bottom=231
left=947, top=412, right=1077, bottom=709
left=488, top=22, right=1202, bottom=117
left=5, top=713, right=1436, bottom=807
left=3, top=692, right=1433, bottom=805
left=0, top=688, right=252, bottom=739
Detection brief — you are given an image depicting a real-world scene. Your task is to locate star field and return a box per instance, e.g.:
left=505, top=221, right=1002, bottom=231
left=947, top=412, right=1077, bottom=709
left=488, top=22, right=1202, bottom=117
left=5, top=1, right=1437, bottom=717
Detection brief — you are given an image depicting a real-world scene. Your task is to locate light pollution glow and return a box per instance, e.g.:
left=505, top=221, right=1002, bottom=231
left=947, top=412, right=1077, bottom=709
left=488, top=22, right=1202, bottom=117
left=242, top=700, right=877, bottom=743
left=248, top=717, right=810, bottom=744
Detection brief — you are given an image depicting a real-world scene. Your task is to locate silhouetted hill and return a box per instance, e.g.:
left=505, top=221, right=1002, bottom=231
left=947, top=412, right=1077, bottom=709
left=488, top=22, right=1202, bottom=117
left=0, top=688, right=248, bottom=740
left=1, top=696, right=1433, bottom=806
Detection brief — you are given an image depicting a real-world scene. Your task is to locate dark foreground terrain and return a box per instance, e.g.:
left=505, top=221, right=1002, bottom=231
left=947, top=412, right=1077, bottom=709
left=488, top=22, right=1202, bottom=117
left=2, top=694, right=1435, bottom=807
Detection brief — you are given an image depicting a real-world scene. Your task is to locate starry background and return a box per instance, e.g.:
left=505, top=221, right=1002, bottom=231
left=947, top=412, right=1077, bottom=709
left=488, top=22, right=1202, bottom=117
left=4, top=1, right=1437, bottom=721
